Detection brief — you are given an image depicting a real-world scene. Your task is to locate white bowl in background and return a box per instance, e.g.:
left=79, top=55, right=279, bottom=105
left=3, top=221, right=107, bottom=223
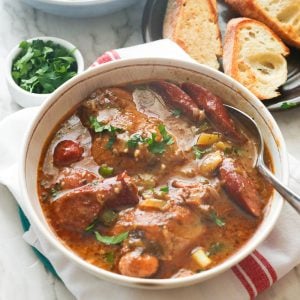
left=5, top=36, right=84, bottom=108
left=20, top=58, right=288, bottom=289
left=23, top=0, right=139, bottom=18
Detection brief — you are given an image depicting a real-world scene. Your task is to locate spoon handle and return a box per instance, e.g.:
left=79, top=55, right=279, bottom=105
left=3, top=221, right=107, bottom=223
left=258, top=162, right=300, bottom=214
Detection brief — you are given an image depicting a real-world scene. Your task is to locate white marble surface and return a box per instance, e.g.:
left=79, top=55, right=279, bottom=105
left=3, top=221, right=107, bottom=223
left=0, top=0, right=299, bottom=299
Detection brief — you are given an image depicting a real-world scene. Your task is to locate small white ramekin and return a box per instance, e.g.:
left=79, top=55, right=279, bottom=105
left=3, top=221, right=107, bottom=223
left=5, top=36, right=84, bottom=108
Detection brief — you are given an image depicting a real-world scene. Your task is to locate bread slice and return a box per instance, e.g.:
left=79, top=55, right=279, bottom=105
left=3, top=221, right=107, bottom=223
left=163, top=0, right=222, bottom=69
left=223, top=18, right=290, bottom=100
left=225, top=0, right=300, bottom=48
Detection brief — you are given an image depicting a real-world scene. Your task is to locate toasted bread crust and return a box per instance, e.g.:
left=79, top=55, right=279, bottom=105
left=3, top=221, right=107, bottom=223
left=225, top=0, right=300, bottom=48
left=223, top=18, right=289, bottom=100
left=163, top=0, right=222, bottom=69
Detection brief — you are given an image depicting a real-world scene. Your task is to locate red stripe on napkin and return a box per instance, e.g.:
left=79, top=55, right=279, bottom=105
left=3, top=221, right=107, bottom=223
left=253, top=250, right=277, bottom=283
left=232, top=266, right=256, bottom=299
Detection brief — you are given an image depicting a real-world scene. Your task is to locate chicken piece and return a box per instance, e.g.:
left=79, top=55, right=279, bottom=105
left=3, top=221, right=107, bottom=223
left=78, top=87, right=185, bottom=176
left=113, top=202, right=205, bottom=272
left=48, top=172, right=139, bottom=234
left=55, top=167, right=97, bottom=190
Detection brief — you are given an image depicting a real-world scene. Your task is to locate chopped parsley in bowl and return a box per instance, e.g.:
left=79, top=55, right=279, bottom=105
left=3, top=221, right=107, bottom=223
left=12, top=39, right=78, bottom=94
left=5, top=36, right=84, bottom=107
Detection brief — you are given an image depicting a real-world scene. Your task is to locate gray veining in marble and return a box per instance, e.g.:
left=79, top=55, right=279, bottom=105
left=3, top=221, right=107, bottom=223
left=0, top=0, right=299, bottom=299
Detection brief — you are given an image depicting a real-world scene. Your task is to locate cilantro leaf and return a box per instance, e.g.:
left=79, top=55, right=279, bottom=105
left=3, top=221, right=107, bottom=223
left=207, top=242, right=225, bottom=256
left=104, top=251, right=115, bottom=265
left=94, top=231, right=129, bottom=245
left=89, top=116, right=123, bottom=134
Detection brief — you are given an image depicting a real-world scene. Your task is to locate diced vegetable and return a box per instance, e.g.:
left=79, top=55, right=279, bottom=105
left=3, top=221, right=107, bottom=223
left=94, top=231, right=129, bottom=245
left=192, top=247, right=212, bottom=268
left=199, top=151, right=223, bottom=176
left=215, top=141, right=232, bottom=151
left=197, top=133, right=220, bottom=146
left=100, top=209, right=118, bottom=227
left=98, top=165, right=114, bottom=178
left=140, top=198, right=167, bottom=210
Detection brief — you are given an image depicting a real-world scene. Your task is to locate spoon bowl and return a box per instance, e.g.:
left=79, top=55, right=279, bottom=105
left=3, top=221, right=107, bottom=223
left=225, top=105, right=300, bottom=214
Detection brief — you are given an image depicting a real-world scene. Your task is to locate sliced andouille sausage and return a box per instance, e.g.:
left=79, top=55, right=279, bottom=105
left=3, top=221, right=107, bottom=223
left=50, top=172, right=139, bottom=233
left=118, top=251, right=159, bottom=278
left=219, top=158, right=262, bottom=217
left=50, top=185, right=102, bottom=233
left=149, top=81, right=205, bottom=122
left=182, top=82, right=247, bottom=144
left=53, top=140, right=84, bottom=167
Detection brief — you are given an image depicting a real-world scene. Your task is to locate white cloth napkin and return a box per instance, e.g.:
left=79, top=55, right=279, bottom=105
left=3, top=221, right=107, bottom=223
left=0, top=40, right=300, bottom=300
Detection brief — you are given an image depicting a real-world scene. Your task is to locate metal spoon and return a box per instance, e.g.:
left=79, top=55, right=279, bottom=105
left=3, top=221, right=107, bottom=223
left=225, top=105, right=300, bottom=214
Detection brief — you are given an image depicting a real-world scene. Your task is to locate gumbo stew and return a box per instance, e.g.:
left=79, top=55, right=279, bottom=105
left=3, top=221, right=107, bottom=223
left=38, top=81, right=273, bottom=279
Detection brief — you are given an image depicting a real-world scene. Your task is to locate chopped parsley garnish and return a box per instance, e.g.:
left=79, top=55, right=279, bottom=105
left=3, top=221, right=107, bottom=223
left=85, top=219, right=98, bottom=232
left=192, top=146, right=210, bottom=159
left=127, top=134, right=144, bottom=149
left=12, top=39, right=77, bottom=94
left=146, top=124, right=174, bottom=154
left=89, top=116, right=123, bottom=134
left=98, top=165, right=114, bottom=178
left=280, top=102, right=298, bottom=110
left=160, top=186, right=169, bottom=193
left=104, top=251, right=115, bottom=265
left=210, top=211, right=226, bottom=227
left=94, top=231, right=129, bottom=245
left=106, top=136, right=116, bottom=150
left=171, top=108, right=182, bottom=117
left=224, top=147, right=242, bottom=156
left=50, top=183, right=61, bottom=198
left=207, top=242, right=225, bottom=256
left=100, top=209, right=118, bottom=227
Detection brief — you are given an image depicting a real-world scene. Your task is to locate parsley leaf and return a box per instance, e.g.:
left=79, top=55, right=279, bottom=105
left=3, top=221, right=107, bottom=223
left=94, top=231, right=129, bottom=245
left=210, top=211, right=226, bottom=227
left=207, top=242, right=225, bottom=256
left=89, top=116, right=123, bottom=134
left=146, top=125, right=174, bottom=154
left=192, top=146, right=209, bottom=159
left=127, top=134, right=144, bottom=149
left=160, top=186, right=169, bottom=193
left=104, top=251, right=115, bottom=265
left=12, top=39, right=77, bottom=94
left=280, top=102, right=298, bottom=110
left=171, top=108, right=182, bottom=117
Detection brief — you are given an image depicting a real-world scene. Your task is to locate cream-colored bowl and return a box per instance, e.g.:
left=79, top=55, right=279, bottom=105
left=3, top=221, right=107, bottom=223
left=20, top=58, right=288, bottom=289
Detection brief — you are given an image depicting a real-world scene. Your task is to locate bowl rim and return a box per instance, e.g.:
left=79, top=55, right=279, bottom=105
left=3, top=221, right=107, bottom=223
left=5, top=36, right=84, bottom=100
left=32, top=0, right=136, bottom=6
left=19, top=57, right=288, bottom=288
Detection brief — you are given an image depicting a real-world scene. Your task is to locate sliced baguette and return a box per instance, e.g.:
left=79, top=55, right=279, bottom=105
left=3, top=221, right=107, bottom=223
left=223, top=18, right=290, bottom=100
left=163, top=0, right=222, bottom=69
left=225, top=0, right=300, bottom=48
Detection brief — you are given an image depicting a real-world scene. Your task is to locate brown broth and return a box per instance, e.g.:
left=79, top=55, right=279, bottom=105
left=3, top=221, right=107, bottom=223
left=37, top=83, right=273, bottom=279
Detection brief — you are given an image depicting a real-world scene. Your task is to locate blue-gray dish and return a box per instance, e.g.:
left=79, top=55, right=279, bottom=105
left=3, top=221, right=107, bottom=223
left=142, top=0, right=300, bottom=111
left=23, top=0, right=139, bottom=18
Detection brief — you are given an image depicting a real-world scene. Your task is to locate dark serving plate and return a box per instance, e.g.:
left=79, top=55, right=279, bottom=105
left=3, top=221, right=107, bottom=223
left=142, top=0, right=300, bottom=111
